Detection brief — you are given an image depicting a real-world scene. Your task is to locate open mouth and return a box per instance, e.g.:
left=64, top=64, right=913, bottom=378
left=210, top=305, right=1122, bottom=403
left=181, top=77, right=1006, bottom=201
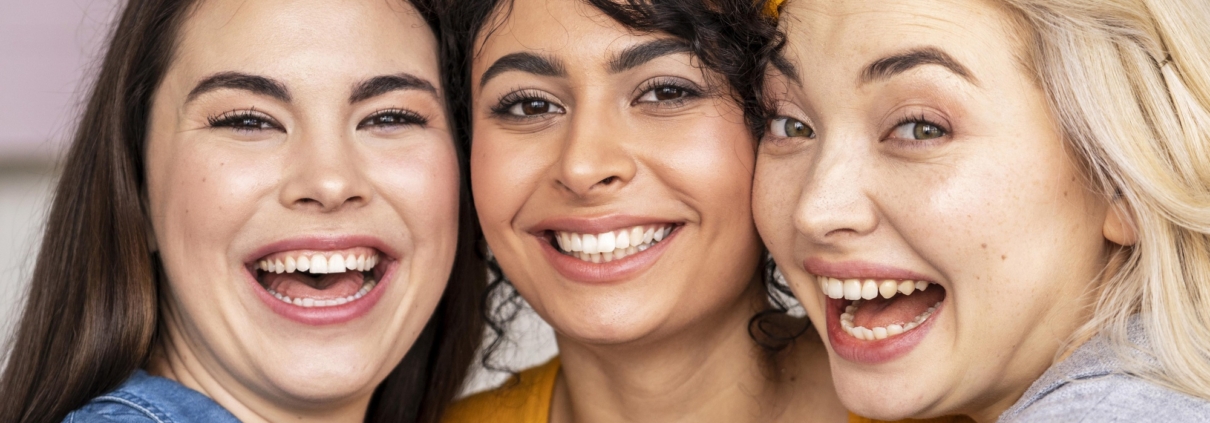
left=252, top=247, right=387, bottom=308
left=545, top=223, right=679, bottom=264
left=818, top=276, right=947, bottom=341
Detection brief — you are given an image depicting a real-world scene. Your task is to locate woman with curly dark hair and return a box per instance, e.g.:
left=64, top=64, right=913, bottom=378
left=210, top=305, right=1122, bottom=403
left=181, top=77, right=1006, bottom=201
left=0, top=0, right=484, bottom=421
left=440, top=0, right=857, bottom=421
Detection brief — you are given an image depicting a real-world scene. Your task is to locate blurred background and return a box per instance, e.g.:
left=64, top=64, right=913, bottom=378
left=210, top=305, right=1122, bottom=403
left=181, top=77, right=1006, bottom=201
left=0, top=0, right=554, bottom=395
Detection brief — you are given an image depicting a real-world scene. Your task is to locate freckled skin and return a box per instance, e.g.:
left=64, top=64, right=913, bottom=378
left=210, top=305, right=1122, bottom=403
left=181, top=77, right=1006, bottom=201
left=753, top=0, right=1119, bottom=421
left=143, top=0, right=459, bottom=421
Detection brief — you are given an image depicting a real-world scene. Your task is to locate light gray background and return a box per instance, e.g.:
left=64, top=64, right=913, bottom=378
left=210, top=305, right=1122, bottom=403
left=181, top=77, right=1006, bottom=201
left=0, top=0, right=554, bottom=396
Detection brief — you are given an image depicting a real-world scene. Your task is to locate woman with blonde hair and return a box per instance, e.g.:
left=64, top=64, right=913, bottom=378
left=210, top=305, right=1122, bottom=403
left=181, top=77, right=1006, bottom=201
left=755, top=0, right=1210, bottom=421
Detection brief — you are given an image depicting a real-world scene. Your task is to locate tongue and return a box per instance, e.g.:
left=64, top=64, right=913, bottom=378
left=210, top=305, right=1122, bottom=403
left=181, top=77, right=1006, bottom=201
left=852, top=284, right=946, bottom=329
left=262, top=272, right=365, bottom=300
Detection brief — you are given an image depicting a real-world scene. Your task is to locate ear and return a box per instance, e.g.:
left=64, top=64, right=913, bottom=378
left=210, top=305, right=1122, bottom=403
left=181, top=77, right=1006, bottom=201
left=1103, top=199, right=1138, bottom=246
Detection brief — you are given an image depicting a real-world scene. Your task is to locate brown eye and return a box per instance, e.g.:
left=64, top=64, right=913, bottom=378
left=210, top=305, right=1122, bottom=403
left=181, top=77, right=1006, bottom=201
left=654, top=86, right=686, bottom=101
left=769, top=117, right=815, bottom=138
left=505, top=99, right=564, bottom=117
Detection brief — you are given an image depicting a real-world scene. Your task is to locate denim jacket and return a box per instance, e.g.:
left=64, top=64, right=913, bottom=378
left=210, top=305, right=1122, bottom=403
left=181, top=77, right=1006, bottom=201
left=64, top=370, right=240, bottom=423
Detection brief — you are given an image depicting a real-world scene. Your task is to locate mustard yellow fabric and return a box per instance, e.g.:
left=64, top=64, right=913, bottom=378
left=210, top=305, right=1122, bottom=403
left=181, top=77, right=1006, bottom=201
left=445, top=356, right=971, bottom=423
left=443, top=358, right=561, bottom=423
left=764, top=0, right=785, bottom=18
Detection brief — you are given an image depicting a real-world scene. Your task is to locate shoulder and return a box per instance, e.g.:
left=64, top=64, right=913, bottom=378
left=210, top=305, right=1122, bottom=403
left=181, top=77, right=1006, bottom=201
left=63, top=371, right=240, bottom=423
left=443, top=358, right=561, bottom=423
left=1002, top=372, right=1210, bottom=422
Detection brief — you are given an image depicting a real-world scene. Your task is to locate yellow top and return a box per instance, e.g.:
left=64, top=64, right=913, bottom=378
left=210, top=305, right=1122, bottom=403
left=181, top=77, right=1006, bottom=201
left=764, top=0, right=785, bottom=18
left=443, top=357, right=970, bottom=423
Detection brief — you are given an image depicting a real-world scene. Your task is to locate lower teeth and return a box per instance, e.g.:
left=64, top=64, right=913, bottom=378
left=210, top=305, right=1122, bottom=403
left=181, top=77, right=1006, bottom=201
left=840, top=300, right=942, bottom=341
left=266, top=277, right=377, bottom=308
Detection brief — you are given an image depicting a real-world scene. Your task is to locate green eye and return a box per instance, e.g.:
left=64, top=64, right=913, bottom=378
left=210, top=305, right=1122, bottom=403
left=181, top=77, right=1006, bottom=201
left=770, top=117, right=815, bottom=138
left=891, top=121, right=946, bottom=140
left=913, top=122, right=943, bottom=139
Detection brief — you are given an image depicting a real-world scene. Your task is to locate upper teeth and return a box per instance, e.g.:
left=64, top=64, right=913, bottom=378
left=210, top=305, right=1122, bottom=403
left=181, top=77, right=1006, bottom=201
left=554, top=225, right=674, bottom=263
left=817, top=276, right=932, bottom=301
left=257, top=252, right=379, bottom=275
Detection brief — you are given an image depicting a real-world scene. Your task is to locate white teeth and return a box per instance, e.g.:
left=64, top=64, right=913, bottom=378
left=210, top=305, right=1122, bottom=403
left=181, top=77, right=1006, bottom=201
left=598, top=232, right=615, bottom=253
left=256, top=251, right=381, bottom=275
left=817, top=276, right=935, bottom=302
left=860, top=280, right=879, bottom=300
left=843, top=279, right=862, bottom=300
left=553, top=224, right=675, bottom=264
left=616, top=230, right=630, bottom=249
left=559, top=232, right=571, bottom=251
left=836, top=300, right=943, bottom=341
left=266, top=280, right=377, bottom=308
left=311, top=255, right=329, bottom=274
left=582, top=234, right=598, bottom=254
left=331, top=255, right=347, bottom=273
left=879, top=280, right=898, bottom=299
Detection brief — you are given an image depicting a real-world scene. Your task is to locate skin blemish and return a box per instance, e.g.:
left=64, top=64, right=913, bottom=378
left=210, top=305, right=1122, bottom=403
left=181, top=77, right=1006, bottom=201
left=1001, top=254, right=1007, bottom=260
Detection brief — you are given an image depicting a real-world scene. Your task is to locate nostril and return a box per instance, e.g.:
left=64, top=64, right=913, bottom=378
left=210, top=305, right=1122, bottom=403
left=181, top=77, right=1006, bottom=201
left=599, top=176, right=619, bottom=185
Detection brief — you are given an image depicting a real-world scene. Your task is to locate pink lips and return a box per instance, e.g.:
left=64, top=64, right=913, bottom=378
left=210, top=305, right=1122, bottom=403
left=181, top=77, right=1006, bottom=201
left=804, top=258, right=941, bottom=364
left=531, top=215, right=680, bottom=284
left=245, top=235, right=398, bottom=326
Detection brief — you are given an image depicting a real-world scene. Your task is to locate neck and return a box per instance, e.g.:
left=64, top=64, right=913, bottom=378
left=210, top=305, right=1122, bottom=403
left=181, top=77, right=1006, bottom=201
left=149, top=315, right=370, bottom=423
left=549, top=282, right=843, bottom=423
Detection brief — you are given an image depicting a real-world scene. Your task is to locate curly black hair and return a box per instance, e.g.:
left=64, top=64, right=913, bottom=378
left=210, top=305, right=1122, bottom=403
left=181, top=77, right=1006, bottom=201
left=442, top=0, right=800, bottom=377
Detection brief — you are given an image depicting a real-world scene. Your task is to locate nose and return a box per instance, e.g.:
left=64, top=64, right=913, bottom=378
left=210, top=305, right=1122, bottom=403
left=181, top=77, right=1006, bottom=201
left=279, top=127, right=373, bottom=212
left=554, top=106, right=637, bottom=198
left=793, top=139, right=878, bottom=243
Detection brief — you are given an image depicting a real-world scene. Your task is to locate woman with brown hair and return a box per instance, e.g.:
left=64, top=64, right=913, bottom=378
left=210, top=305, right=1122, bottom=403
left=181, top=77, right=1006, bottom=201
left=0, top=0, right=484, bottom=421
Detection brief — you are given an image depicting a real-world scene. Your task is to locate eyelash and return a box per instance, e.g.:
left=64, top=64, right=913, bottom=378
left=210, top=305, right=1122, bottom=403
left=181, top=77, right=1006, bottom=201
left=632, top=77, right=702, bottom=107
left=885, top=112, right=950, bottom=147
left=489, top=89, right=563, bottom=121
left=358, top=108, right=429, bottom=129
left=206, top=108, right=282, bottom=132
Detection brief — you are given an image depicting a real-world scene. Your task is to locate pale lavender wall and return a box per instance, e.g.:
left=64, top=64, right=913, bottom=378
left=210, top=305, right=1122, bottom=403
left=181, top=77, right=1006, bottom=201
left=0, top=0, right=120, bottom=162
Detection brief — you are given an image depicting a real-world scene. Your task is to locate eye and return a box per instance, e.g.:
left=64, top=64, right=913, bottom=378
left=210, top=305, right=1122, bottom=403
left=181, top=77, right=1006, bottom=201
left=491, top=90, right=566, bottom=120
left=889, top=120, right=946, bottom=141
left=768, top=117, right=815, bottom=138
left=633, top=78, right=701, bottom=106
left=637, top=86, right=690, bottom=103
left=508, top=99, right=562, bottom=117
left=357, top=108, right=428, bottom=130
left=207, top=109, right=282, bottom=132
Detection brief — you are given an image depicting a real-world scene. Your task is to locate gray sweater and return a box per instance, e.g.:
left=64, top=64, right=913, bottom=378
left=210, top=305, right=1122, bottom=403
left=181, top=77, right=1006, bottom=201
left=998, top=323, right=1210, bottom=422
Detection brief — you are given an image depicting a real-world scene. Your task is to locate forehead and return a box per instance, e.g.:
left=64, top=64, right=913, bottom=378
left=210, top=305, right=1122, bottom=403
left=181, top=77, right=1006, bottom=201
left=173, top=0, right=439, bottom=87
left=778, top=0, right=1022, bottom=83
left=475, top=0, right=656, bottom=69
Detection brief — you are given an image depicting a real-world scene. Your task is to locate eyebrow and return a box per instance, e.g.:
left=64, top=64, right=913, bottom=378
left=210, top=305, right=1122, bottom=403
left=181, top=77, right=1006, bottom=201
left=479, top=52, right=567, bottom=88
left=187, top=72, right=291, bottom=103
left=771, top=54, right=802, bottom=85
left=607, top=39, right=691, bottom=73
left=860, top=47, right=977, bottom=86
left=349, top=73, right=438, bottom=103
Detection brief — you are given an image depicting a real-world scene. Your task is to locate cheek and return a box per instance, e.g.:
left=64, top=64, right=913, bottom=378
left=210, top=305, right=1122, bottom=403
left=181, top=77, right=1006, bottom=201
left=470, top=131, right=543, bottom=235
left=147, top=139, right=276, bottom=272
left=374, top=141, right=462, bottom=246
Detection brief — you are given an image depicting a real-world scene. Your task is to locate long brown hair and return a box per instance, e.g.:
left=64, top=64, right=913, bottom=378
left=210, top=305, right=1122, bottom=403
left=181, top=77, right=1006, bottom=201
left=0, top=0, right=484, bottom=422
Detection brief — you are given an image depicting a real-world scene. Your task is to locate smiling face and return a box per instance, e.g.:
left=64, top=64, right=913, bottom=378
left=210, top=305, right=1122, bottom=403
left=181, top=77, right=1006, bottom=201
left=752, top=0, right=1121, bottom=420
left=144, top=0, right=458, bottom=417
left=471, top=0, right=764, bottom=345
